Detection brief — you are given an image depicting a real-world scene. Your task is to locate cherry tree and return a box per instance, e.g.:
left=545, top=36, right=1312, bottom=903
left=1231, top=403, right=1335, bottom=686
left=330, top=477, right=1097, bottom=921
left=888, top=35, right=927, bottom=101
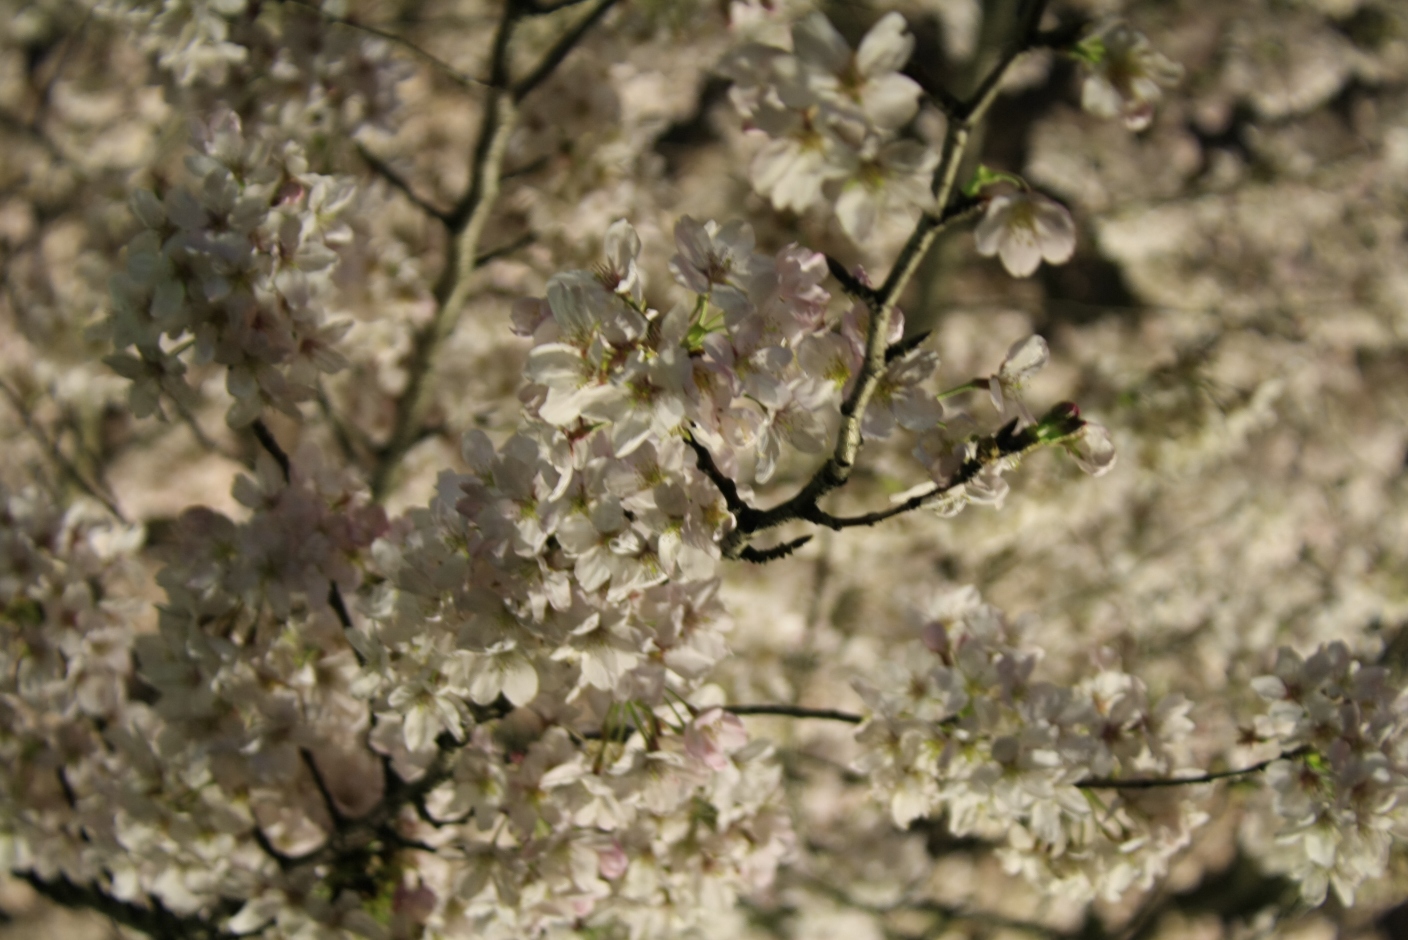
left=2, top=1, right=1407, bottom=939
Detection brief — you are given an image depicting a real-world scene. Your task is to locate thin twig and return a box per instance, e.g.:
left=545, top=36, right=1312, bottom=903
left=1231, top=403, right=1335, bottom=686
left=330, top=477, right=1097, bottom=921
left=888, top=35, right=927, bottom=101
left=684, top=434, right=750, bottom=518
left=511, top=0, right=620, bottom=101
left=355, top=142, right=452, bottom=222
left=370, top=3, right=520, bottom=499
left=250, top=825, right=316, bottom=870
left=0, top=378, right=126, bottom=521
left=824, top=254, right=877, bottom=305
left=738, top=535, right=812, bottom=563
left=327, top=581, right=366, bottom=665
left=476, top=232, right=535, bottom=266
left=250, top=418, right=291, bottom=483
left=726, top=704, right=863, bottom=724
left=520, top=0, right=598, bottom=12
left=1076, top=748, right=1308, bottom=790
left=302, top=748, right=347, bottom=826
left=274, top=0, right=486, bottom=90
left=885, top=330, right=931, bottom=363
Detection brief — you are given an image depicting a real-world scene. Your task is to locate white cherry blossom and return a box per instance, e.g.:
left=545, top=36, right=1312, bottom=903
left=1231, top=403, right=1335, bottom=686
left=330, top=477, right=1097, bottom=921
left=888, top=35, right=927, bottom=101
left=974, top=191, right=1077, bottom=278
left=1080, top=21, right=1184, bottom=131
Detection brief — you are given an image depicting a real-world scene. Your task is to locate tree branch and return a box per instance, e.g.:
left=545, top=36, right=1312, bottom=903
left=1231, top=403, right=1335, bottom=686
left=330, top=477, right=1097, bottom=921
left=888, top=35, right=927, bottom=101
left=355, top=142, right=452, bottom=222
left=274, top=0, right=486, bottom=90
left=302, top=748, right=347, bottom=826
left=717, top=1, right=1048, bottom=560
left=0, top=378, right=126, bottom=522
left=18, top=872, right=241, bottom=940
left=371, top=0, right=616, bottom=499
left=726, top=704, right=863, bottom=724
left=824, top=254, right=878, bottom=306
left=1076, top=748, right=1309, bottom=790
left=738, top=536, right=813, bottom=563
left=250, top=419, right=291, bottom=483
left=512, top=0, right=620, bottom=101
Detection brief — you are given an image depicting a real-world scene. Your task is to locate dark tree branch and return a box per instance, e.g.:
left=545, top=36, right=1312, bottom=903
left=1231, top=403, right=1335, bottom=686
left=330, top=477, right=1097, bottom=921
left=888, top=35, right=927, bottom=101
left=0, top=378, right=126, bottom=522
left=250, top=825, right=319, bottom=871
left=684, top=434, right=752, bottom=520
left=1076, top=748, right=1309, bottom=790
left=518, top=0, right=598, bottom=12
left=355, top=142, right=451, bottom=222
left=726, top=704, right=863, bottom=724
left=274, top=0, right=486, bottom=90
left=302, top=749, right=347, bottom=826
left=250, top=419, right=291, bottom=483
left=716, top=1, right=1050, bottom=561
left=475, top=232, right=536, bottom=266
left=19, top=872, right=241, bottom=940
left=886, top=330, right=932, bottom=363
left=511, top=0, right=621, bottom=101
left=824, top=254, right=878, bottom=305
left=738, top=536, right=813, bottom=563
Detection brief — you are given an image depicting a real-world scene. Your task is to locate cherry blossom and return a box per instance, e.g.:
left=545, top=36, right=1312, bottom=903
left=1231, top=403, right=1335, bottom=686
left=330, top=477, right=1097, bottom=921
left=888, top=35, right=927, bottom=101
left=974, top=191, right=1077, bottom=278
left=13, top=1, right=1408, bottom=936
left=1079, top=21, right=1185, bottom=131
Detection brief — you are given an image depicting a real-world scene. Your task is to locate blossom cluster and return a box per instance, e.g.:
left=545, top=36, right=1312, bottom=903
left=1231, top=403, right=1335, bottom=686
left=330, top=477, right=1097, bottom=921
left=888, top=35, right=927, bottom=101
left=1247, top=643, right=1408, bottom=906
left=24, top=446, right=389, bottom=916
left=518, top=216, right=848, bottom=488
left=97, top=109, right=357, bottom=427
left=103, top=0, right=405, bottom=141
left=0, top=420, right=784, bottom=936
left=853, top=587, right=1205, bottom=903
left=719, top=12, right=936, bottom=242
left=0, top=485, right=144, bottom=881
left=12, top=0, right=1408, bottom=935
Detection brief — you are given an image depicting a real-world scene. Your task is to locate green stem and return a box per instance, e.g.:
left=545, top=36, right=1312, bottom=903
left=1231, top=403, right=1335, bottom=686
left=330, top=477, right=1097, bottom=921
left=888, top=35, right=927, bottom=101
left=935, top=379, right=983, bottom=402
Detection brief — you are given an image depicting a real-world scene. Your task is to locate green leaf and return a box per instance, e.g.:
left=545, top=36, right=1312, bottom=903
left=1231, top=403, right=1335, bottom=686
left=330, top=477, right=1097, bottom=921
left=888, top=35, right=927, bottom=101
left=3, top=597, right=44, bottom=627
left=1071, top=35, right=1107, bottom=67
left=962, top=164, right=1027, bottom=197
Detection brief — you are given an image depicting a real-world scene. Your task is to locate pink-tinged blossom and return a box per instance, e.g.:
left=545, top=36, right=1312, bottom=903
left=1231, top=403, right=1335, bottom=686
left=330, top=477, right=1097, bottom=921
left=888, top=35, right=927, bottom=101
left=669, top=216, right=768, bottom=318
left=752, top=377, right=835, bottom=484
left=685, top=707, right=750, bottom=771
left=911, top=423, right=1013, bottom=514
left=1065, top=421, right=1117, bottom=476
left=988, top=335, right=1050, bottom=426
left=721, top=12, right=933, bottom=236
left=597, top=841, right=629, bottom=880
left=1080, top=22, right=1184, bottom=131
left=545, top=269, right=648, bottom=350
left=769, top=244, right=831, bottom=339
left=975, top=192, right=1077, bottom=278
left=863, top=349, right=944, bottom=440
